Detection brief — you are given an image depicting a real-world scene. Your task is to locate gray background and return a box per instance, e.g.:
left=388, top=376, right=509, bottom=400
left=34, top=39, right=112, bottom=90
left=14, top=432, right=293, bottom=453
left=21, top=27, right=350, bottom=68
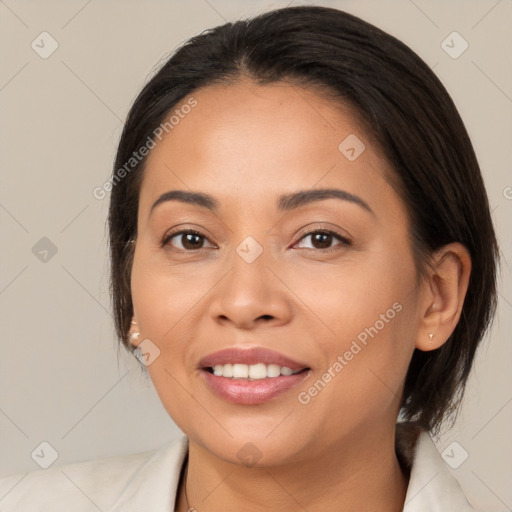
left=0, top=1, right=511, bottom=510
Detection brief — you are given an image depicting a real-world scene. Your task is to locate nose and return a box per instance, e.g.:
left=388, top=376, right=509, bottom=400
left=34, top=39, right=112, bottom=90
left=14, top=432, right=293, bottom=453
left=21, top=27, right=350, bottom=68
left=208, top=243, right=293, bottom=331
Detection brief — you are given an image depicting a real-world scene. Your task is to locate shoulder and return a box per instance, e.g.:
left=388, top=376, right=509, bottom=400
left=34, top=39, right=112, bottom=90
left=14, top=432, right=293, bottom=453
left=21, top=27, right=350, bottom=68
left=397, top=422, right=479, bottom=512
left=0, top=437, right=188, bottom=512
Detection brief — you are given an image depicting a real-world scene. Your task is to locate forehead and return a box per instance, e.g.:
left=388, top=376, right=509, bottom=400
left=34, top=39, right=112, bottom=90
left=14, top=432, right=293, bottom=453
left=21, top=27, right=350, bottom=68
left=139, top=80, right=400, bottom=218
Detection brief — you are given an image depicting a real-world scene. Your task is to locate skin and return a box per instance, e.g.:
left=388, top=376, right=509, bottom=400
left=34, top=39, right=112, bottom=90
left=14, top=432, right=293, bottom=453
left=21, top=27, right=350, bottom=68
left=129, top=79, right=471, bottom=512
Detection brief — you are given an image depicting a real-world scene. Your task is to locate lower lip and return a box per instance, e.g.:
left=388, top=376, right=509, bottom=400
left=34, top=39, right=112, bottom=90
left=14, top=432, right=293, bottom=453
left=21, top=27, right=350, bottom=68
left=201, top=369, right=310, bottom=405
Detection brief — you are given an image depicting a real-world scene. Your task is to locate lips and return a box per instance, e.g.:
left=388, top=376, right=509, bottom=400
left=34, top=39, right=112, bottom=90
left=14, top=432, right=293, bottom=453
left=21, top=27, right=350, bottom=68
left=198, top=347, right=310, bottom=405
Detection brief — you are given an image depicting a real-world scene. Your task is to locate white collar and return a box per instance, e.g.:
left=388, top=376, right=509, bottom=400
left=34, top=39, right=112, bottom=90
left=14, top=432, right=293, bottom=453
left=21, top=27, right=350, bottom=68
left=108, top=437, right=188, bottom=511
left=403, top=429, right=476, bottom=511
left=108, top=427, right=476, bottom=511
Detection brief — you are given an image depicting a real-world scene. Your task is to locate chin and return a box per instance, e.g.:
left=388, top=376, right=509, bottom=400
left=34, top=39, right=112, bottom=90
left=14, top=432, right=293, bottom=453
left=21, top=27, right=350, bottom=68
left=176, top=411, right=320, bottom=468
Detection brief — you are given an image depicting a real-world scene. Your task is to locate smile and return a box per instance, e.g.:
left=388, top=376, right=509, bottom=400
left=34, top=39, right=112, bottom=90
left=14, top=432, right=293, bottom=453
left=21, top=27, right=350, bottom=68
left=199, top=347, right=311, bottom=404
left=209, top=363, right=303, bottom=379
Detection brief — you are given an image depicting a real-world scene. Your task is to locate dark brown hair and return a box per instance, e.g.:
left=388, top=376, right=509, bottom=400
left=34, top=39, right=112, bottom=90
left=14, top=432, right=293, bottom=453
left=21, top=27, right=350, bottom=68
left=108, top=6, right=498, bottom=433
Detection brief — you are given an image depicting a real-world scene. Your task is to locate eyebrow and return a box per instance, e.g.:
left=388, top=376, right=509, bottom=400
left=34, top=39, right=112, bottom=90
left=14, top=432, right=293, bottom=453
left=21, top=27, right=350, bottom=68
left=150, top=188, right=374, bottom=215
left=277, top=188, right=374, bottom=214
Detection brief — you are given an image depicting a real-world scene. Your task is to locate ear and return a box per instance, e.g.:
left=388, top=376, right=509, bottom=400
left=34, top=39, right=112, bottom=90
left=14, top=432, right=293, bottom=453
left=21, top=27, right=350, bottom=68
left=416, top=242, right=471, bottom=351
left=128, top=317, right=141, bottom=348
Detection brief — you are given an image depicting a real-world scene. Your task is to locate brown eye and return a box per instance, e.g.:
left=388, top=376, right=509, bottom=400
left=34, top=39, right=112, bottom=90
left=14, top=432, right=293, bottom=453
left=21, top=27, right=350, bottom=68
left=162, top=230, right=214, bottom=251
left=295, top=229, right=351, bottom=251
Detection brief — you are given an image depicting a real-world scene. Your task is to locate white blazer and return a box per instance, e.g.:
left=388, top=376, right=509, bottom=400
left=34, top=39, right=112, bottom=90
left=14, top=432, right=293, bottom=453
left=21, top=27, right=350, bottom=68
left=0, top=428, right=477, bottom=511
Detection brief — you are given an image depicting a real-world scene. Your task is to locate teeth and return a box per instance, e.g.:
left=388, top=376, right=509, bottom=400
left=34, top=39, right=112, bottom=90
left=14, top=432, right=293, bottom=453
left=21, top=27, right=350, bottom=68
left=223, top=364, right=233, bottom=378
left=212, top=363, right=301, bottom=379
left=232, top=363, right=249, bottom=378
left=267, top=364, right=281, bottom=377
left=249, top=363, right=266, bottom=379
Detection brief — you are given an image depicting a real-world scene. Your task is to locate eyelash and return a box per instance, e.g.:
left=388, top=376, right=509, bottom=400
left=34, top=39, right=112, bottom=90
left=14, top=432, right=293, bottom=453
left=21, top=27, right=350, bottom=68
left=295, top=228, right=352, bottom=252
left=161, top=227, right=351, bottom=253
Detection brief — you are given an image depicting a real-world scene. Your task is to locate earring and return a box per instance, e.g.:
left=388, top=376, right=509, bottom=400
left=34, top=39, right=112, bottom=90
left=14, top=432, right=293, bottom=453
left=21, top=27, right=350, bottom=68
left=130, top=332, right=140, bottom=342
left=428, top=333, right=434, bottom=344
left=131, top=320, right=137, bottom=325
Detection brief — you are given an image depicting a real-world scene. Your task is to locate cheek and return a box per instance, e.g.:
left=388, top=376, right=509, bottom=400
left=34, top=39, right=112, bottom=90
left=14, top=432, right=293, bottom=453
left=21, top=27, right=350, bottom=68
left=294, top=242, right=419, bottom=404
left=293, top=242, right=417, bottom=345
left=131, top=247, right=208, bottom=343
left=130, top=250, right=204, bottom=431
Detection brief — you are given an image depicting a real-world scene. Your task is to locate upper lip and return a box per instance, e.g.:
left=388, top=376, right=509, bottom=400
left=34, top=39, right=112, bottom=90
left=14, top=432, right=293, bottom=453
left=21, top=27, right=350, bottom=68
left=199, top=347, right=309, bottom=372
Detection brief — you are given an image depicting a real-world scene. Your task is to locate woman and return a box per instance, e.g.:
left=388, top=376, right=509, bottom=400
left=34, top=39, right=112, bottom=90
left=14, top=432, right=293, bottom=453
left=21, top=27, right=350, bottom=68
left=0, top=5, right=498, bottom=511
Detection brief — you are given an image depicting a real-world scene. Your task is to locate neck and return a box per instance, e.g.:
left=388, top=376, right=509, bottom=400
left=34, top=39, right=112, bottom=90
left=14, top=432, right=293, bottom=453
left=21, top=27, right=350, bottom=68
left=176, top=426, right=409, bottom=512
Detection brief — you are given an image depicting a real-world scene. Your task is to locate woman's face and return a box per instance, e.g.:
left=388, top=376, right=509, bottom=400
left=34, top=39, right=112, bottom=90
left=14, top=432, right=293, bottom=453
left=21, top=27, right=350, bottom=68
left=131, top=80, right=425, bottom=465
